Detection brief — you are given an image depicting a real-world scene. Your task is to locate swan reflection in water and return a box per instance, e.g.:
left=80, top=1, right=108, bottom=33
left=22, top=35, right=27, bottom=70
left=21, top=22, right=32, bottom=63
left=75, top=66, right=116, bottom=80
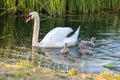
left=31, top=46, right=90, bottom=73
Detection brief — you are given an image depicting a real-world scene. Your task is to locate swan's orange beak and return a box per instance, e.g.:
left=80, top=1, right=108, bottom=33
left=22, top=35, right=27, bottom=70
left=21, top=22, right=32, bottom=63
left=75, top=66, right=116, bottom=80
left=26, top=17, right=31, bottom=23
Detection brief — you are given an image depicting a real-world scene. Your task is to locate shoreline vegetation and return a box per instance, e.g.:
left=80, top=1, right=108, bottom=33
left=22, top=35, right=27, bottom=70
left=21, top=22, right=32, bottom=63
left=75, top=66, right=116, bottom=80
left=0, top=0, right=120, bottom=16
left=0, top=61, right=120, bottom=80
left=0, top=47, right=120, bottom=79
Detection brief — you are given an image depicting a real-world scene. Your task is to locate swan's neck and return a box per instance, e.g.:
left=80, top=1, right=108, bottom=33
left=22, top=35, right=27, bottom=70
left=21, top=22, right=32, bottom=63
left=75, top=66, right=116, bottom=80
left=32, top=15, right=40, bottom=46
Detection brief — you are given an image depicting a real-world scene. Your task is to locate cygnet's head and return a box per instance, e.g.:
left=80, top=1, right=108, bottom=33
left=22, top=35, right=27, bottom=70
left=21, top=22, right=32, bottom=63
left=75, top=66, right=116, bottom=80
left=91, top=37, right=96, bottom=43
left=79, top=44, right=84, bottom=49
left=64, top=43, right=68, bottom=48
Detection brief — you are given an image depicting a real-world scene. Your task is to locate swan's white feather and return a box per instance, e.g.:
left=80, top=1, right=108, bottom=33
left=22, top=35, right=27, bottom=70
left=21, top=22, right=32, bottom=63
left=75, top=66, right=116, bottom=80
left=40, top=27, right=73, bottom=47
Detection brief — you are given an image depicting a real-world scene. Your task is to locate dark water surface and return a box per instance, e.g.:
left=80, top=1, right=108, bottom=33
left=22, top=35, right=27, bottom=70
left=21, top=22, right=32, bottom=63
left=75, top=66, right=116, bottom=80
left=0, top=13, right=120, bottom=74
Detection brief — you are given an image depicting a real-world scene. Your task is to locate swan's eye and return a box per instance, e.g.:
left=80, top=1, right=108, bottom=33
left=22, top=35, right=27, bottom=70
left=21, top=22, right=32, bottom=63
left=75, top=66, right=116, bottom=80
left=27, top=15, right=32, bottom=18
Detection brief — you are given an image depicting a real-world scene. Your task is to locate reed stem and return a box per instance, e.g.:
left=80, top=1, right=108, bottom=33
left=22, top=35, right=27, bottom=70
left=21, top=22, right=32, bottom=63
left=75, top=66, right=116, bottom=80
left=1, top=0, right=120, bottom=16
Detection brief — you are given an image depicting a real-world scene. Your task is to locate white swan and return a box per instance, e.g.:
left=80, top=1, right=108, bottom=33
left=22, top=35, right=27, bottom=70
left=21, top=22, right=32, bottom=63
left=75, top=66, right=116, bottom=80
left=26, top=11, right=80, bottom=47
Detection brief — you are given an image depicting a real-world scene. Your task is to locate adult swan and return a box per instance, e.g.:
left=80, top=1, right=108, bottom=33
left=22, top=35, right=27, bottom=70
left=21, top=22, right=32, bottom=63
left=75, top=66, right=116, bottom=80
left=26, top=11, right=80, bottom=48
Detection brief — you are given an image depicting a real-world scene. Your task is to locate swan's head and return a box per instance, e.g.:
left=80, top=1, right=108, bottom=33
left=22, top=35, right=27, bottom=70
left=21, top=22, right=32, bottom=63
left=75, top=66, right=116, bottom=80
left=26, top=11, right=39, bottom=23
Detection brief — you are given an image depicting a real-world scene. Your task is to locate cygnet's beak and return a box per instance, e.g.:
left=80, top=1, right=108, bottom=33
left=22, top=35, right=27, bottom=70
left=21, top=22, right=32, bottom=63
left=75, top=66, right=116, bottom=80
left=94, top=40, right=96, bottom=44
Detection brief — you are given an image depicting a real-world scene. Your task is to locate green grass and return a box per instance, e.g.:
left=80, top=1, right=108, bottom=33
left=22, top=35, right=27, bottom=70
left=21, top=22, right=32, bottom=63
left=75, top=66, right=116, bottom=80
left=1, top=0, right=120, bottom=16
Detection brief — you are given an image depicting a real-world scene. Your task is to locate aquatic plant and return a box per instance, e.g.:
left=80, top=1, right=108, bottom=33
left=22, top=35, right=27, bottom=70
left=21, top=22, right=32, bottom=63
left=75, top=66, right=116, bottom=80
left=5, top=60, right=30, bottom=68
left=41, top=68, right=53, bottom=74
left=98, top=72, right=115, bottom=80
left=103, top=62, right=120, bottom=71
left=7, top=71, right=27, bottom=79
left=68, top=68, right=78, bottom=75
left=1, top=62, right=120, bottom=80
left=55, top=73, right=70, bottom=80
left=1, top=0, right=120, bottom=16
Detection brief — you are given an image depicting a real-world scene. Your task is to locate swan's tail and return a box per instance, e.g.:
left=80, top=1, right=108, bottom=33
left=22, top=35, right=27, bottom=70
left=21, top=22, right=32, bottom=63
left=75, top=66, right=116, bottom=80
left=64, top=26, right=80, bottom=46
left=76, top=26, right=80, bottom=35
left=72, top=26, right=80, bottom=38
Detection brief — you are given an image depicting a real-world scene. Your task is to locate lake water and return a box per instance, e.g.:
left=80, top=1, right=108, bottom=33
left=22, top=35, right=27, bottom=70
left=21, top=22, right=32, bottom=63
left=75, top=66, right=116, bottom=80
left=0, top=13, right=120, bottom=74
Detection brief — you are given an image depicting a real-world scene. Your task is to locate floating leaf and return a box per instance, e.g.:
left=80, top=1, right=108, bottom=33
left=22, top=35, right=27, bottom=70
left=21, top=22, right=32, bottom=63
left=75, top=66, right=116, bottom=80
left=103, top=62, right=120, bottom=71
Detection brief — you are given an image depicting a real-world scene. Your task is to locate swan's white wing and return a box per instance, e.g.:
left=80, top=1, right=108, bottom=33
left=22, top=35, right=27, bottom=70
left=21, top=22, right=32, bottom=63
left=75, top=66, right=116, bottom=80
left=40, top=27, right=73, bottom=47
left=64, top=26, right=80, bottom=46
